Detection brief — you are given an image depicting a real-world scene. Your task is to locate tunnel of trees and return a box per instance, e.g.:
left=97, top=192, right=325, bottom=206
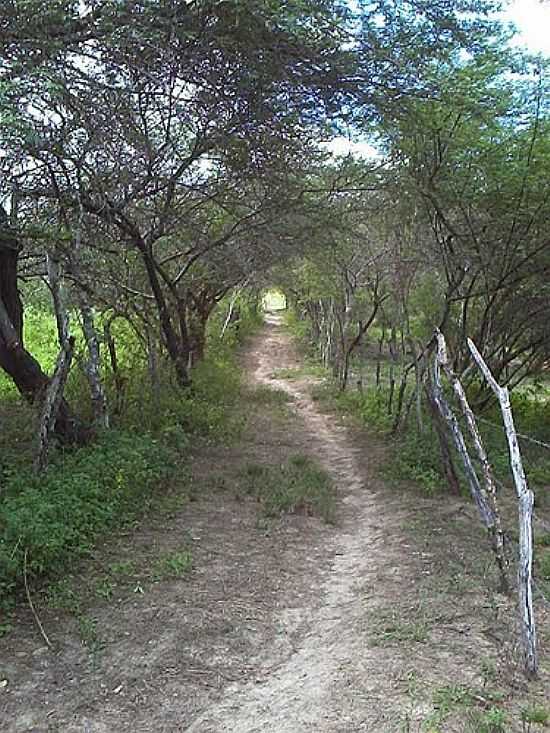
left=1, top=0, right=550, bottom=675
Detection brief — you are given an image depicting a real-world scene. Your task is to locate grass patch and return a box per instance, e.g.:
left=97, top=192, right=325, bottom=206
left=78, top=614, right=99, bottom=648
left=270, top=363, right=328, bottom=380
left=94, top=577, right=115, bottom=600
left=464, top=707, right=507, bottom=733
left=432, top=684, right=474, bottom=712
left=537, top=552, right=550, bottom=580
left=369, top=606, right=430, bottom=647
left=521, top=704, right=550, bottom=729
left=46, top=579, right=81, bottom=614
left=108, top=560, right=137, bottom=577
left=383, top=430, right=446, bottom=495
left=152, top=549, right=193, bottom=580
left=535, top=533, right=550, bottom=548
left=150, top=489, right=189, bottom=518
left=240, top=454, right=336, bottom=523
left=247, top=385, right=294, bottom=405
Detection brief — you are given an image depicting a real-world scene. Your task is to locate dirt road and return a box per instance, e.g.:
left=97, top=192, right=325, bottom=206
left=2, top=316, right=548, bottom=732
left=188, top=313, right=409, bottom=732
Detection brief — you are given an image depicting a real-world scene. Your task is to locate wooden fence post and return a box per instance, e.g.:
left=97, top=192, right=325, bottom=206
left=468, top=338, right=537, bottom=679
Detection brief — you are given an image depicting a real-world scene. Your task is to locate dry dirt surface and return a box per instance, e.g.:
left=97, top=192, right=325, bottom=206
left=1, top=315, right=549, bottom=732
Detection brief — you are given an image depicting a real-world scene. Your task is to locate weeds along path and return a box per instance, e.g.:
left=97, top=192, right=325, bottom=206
left=1, top=314, right=403, bottom=733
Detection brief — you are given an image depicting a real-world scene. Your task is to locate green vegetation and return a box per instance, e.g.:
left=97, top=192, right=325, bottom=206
left=521, top=705, right=550, bottom=729
left=421, top=686, right=509, bottom=732
left=152, top=549, right=193, bottom=580
left=0, top=295, right=261, bottom=610
left=465, top=707, right=507, bottom=733
left=239, top=454, right=336, bottom=523
left=311, top=369, right=550, bottom=502
left=0, top=431, right=176, bottom=607
left=247, top=384, right=294, bottom=406
left=270, top=364, right=328, bottom=380
left=369, top=610, right=430, bottom=646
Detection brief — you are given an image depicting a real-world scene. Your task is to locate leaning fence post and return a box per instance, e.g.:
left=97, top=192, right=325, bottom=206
left=468, top=338, right=537, bottom=679
left=432, top=333, right=508, bottom=591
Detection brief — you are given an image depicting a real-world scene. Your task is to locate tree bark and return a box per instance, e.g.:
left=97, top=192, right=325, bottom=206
left=136, top=242, right=191, bottom=387
left=69, top=206, right=109, bottom=429
left=35, top=336, right=75, bottom=472
left=0, top=213, right=87, bottom=443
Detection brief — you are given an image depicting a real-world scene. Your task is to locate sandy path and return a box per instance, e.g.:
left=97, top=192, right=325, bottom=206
left=1, top=315, right=424, bottom=733
left=187, top=315, right=400, bottom=732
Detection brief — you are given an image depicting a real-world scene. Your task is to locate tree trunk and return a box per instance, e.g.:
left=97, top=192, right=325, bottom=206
left=136, top=242, right=191, bottom=387
left=80, top=301, right=109, bottom=428
left=0, top=217, right=86, bottom=443
left=69, top=209, right=109, bottom=428
left=104, top=318, right=126, bottom=417
left=36, top=337, right=75, bottom=472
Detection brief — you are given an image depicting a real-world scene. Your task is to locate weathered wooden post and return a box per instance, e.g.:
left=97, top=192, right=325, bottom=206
left=468, top=338, right=537, bottom=679
left=432, top=332, right=508, bottom=590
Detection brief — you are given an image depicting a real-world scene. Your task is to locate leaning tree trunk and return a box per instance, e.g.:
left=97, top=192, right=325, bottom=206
left=0, top=213, right=87, bottom=443
left=135, top=241, right=191, bottom=387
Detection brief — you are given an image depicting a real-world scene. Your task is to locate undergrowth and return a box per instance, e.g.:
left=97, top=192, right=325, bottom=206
left=314, top=377, right=550, bottom=503
left=0, top=431, right=177, bottom=609
left=239, top=454, right=336, bottom=523
left=0, top=295, right=262, bottom=612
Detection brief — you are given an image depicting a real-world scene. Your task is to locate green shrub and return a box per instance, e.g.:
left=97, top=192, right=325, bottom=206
left=334, top=387, right=394, bottom=432
left=536, top=551, right=550, bottom=581
left=283, top=308, right=312, bottom=347
left=176, top=351, right=244, bottom=439
left=465, top=707, right=507, bottom=733
left=385, top=428, right=447, bottom=494
left=521, top=704, right=550, bottom=727
left=152, top=549, right=193, bottom=580
left=206, top=292, right=264, bottom=349
left=0, top=431, right=177, bottom=605
left=0, top=290, right=259, bottom=611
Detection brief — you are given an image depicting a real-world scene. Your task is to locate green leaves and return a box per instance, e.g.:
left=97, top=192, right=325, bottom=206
left=0, top=430, right=176, bottom=601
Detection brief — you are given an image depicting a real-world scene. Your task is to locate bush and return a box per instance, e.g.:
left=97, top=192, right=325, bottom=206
left=0, top=292, right=256, bottom=608
left=333, top=387, right=394, bottom=433
left=283, top=308, right=312, bottom=348
left=386, top=429, right=445, bottom=494
left=0, top=431, right=177, bottom=605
